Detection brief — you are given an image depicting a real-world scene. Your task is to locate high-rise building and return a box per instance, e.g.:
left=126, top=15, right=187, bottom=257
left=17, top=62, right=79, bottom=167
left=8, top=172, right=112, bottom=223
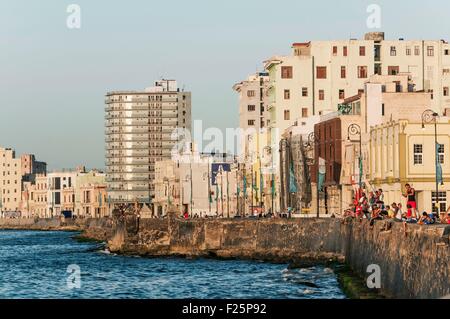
left=105, top=79, right=192, bottom=205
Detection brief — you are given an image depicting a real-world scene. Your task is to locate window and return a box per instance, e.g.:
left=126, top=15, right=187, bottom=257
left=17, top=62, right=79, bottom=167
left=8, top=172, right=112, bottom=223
left=247, top=90, right=255, bottom=97
left=406, top=46, right=411, bottom=56
left=316, top=66, right=327, bottom=79
left=414, top=46, right=420, bottom=56
left=358, top=66, right=368, bottom=78
left=302, top=108, right=308, bottom=118
left=413, top=144, right=423, bottom=165
left=332, top=46, right=338, bottom=56
left=427, top=46, right=434, bottom=56
left=429, top=89, right=434, bottom=100
left=248, top=120, right=255, bottom=126
left=390, top=46, right=397, bottom=56
left=343, top=46, right=348, bottom=56
left=438, top=144, right=445, bottom=164
left=381, top=103, right=385, bottom=116
left=388, top=66, right=399, bottom=75
left=359, top=46, right=366, bottom=56
left=302, top=87, right=308, bottom=97
left=284, top=89, right=290, bottom=99
left=445, top=49, right=449, bottom=56
left=431, top=191, right=446, bottom=214
left=339, top=89, right=345, bottom=99
left=247, top=105, right=255, bottom=111
left=284, top=110, right=290, bottom=120
left=341, top=66, right=346, bottom=78
left=319, top=90, right=325, bottom=100
left=281, top=66, right=293, bottom=79
left=444, top=87, right=449, bottom=97
left=443, top=69, right=450, bottom=76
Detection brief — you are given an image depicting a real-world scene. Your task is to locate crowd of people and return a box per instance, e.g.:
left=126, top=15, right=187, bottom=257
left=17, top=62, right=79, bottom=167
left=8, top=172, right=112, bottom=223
left=345, top=184, right=450, bottom=226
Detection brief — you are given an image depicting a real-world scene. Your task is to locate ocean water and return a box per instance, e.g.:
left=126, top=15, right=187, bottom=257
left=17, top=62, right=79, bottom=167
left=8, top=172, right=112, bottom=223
left=0, top=230, right=346, bottom=299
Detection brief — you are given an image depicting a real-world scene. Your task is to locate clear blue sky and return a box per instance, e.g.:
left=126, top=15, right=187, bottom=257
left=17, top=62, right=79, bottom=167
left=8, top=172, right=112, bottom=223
left=1, top=0, right=449, bottom=169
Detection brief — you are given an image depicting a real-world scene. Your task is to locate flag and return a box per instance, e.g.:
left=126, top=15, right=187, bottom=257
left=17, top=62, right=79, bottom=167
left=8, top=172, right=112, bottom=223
left=436, top=142, right=443, bottom=185
left=243, top=175, right=247, bottom=197
left=289, top=162, right=298, bottom=193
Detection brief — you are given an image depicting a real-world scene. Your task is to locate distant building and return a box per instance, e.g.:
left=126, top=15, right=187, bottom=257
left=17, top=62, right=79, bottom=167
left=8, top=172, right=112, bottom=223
left=154, top=147, right=237, bottom=217
left=0, top=147, right=47, bottom=215
left=105, top=79, right=192, bottom=206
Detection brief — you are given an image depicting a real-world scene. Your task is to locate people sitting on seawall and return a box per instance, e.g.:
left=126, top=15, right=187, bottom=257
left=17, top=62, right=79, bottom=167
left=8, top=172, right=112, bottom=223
left=445, top=212, right=450, bottom=224
left=345, top=185, right=447, bottom=226
left=418, top=212, right=436, bottom=225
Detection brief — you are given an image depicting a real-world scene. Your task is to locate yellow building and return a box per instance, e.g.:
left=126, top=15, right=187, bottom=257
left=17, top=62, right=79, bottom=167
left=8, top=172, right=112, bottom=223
left=369, top=119, right=450, bottom=215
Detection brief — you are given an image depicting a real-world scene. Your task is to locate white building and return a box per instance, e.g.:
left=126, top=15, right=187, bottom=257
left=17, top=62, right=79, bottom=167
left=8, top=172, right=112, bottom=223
left=264, top=32, right=450, bottom=147
left=105, top=79, right=192, bottom=205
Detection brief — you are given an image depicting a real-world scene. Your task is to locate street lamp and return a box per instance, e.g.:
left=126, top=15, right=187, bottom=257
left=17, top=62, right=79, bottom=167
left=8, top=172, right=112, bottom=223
left=263, top=145, right=275, bottom=216
left=422, top=109, right=442, bottom=215
left=306, top=132, right=320, bottom=218
left=347, top=124, right=363, bottom=189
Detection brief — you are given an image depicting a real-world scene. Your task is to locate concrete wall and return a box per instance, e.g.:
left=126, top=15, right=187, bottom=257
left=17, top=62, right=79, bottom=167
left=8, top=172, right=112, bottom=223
left=109, top=216, right=449, bottom=299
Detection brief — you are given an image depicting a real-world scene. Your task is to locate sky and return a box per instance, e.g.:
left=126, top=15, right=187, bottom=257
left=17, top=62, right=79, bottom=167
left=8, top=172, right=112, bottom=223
left=0, top=0, right=449, bottom=170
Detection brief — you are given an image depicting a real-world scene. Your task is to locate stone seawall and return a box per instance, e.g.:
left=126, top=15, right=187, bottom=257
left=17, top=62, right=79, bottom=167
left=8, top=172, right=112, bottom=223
left=0, top=218, right=115, bottom=241
left=1, top=217, right=449, bottom=298
left=108, top=217, right=450, bottom=299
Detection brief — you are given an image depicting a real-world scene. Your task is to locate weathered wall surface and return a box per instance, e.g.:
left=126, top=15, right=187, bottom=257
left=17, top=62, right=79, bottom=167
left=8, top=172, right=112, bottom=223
left=108, top=217, right=450, bottom=299
left=0, top=217, right=115, bottom=240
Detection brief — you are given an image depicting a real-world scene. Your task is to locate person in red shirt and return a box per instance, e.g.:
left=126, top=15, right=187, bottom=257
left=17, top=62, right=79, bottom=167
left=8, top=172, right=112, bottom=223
left=402, top=184, right=418, bottom=217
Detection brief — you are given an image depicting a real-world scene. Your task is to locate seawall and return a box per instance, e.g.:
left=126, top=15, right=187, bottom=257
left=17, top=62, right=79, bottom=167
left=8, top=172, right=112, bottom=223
left=1, top=216, right=449, bottom=299
left=0, top=217, right=115, bottom=241
left=108, top=216, right=450, bottom=299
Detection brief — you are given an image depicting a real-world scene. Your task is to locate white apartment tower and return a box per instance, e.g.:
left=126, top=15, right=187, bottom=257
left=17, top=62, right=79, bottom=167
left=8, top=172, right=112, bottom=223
left=264, top=32, right=450, bottom=139
left=105, top=79, right=192, bottom=204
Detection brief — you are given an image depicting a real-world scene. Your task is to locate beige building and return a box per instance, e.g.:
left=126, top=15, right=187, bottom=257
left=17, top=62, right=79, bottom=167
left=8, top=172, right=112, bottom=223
left=26, top=168, right=108, bottom=218
left=368, top=119, right=450, bottom=215
left=233, top=72, right=270, bottom=132
left=0, top=147, right=47, bottom=215
left=28, top=174, right=49, bottom=218
left=339, top=75, right=432, bottom=208
left=105, top=79, right=192, bottom=206
left=78, top=184, right=108, bottom=218
left=0, top=148, right=22, bottom=213
left=264, top=32, right=450, bottom=150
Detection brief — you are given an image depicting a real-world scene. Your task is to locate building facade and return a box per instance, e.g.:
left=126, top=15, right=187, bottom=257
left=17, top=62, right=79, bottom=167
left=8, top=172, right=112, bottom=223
left=105, top=79, right=192, bottom=206
left=264, top=32, right=450, bottom=150
left=368, top=119, right=450, bottom=215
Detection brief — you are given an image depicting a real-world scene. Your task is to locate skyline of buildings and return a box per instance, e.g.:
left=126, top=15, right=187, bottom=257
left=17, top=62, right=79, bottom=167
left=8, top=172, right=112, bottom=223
left=1, top=31, right=450, bottom=217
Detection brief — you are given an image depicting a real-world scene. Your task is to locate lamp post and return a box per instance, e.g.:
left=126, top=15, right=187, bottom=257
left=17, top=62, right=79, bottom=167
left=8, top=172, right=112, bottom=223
left=263, top=145, right=275, bottom=216
left=306, top=132, right=320, bottom=218
left=347, top=124, right=363, bottom=190
left=422, top=109, right=441, bottom=214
